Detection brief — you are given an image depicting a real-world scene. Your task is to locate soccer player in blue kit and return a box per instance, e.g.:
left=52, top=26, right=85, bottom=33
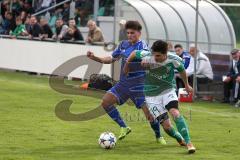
left=87, top=20, right=164, bottom=142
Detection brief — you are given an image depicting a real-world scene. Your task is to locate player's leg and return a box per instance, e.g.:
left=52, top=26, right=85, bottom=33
left=163, top=90, right=195, bottom=153
left=149, top=119, right=166, bottom=144
left=101, top=91, right=131, bottom=140
left=160, top=113, right=186, bottom=146
left=137, top=95, right=164, bottom=143
left=106, top=83, right=133, bottom=140
left=166, top=101, right=196, bottom=153
left=102, top=92, right=126, bottom=128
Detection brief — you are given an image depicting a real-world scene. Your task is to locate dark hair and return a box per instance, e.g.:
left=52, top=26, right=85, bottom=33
left=231, top=49, right=239, bottom=55
left=174, top=44, right=183, bottom=49
left=125, top=20, right=142, bottom=31
left=56, top=18, right=63, bottom=21
left=151, top=40, right=168, bottom=54
left=68, top=18, right=75, bottom=21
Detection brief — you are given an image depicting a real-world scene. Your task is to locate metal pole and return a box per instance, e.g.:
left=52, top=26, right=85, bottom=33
left=32, top=0, right=35, bottom=8
left=10, top=0, right=13, bottom=12
left=0, top=1, right=2, bottom=14
left=111, top=0, right=118, bottom=79
left=193, top=0, right=199, bottom=101
left=93, top=0, right=99, bottom=21
left=217, top=3, right=240, bottom=7
left=113, top=0, right=117, bottom=44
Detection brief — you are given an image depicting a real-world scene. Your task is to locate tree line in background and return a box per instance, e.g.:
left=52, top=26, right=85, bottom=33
left=213, top=0, right=240, bottom=41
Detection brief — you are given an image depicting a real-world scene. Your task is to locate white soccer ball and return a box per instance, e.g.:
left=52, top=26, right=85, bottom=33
left=98, top=132, right=117, bottom=149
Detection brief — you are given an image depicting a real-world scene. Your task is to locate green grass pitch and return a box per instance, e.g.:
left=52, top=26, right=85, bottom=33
left=0, top=70, right=240, bottom=160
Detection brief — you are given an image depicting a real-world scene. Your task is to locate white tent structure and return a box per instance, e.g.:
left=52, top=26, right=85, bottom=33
left=115, top=0, right=236, bottom=55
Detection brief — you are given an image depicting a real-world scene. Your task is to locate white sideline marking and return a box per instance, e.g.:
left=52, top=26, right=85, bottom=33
left=182, top=107, right=240, bottom=118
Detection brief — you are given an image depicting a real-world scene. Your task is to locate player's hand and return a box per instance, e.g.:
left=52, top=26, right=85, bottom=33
left=185, top=84, right=193, bottom=93
left=87, top=51, right=95, bottom=59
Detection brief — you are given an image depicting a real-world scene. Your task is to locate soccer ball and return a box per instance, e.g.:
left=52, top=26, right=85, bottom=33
left=98, top=132, right=117, bottom=149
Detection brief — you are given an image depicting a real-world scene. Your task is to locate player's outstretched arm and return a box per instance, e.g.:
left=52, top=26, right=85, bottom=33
left=87, top=51, right=114, bottom=64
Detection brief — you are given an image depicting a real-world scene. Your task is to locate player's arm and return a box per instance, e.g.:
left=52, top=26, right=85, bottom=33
left=175, top=60, right=193, bottom=93
left=179, top=70, right=193, bottom=93
left=123, top=51, right=137, bottom=75
left=87, top=51, right=115, bottom=64
left=124, top=50, right=151, bottom=75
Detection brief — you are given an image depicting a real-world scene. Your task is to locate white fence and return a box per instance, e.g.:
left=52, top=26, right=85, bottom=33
left=0, top=38, right=112, bottom=79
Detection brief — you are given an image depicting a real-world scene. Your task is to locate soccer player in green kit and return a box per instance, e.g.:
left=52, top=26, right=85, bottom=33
left=124, top=40, right=196, bottom=154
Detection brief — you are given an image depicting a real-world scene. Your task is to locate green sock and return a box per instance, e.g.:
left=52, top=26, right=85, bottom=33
left=165, top=127, right=183, bottom=142
left=174, top=115, right=191, bottom=144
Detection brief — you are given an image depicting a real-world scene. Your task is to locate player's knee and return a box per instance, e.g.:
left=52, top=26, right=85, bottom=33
left=162, top=120, right=172, bottom=130
left=101, top=100, right=110, bottom=108
left=163, top=123, right=171, bottom=131
left=169, top=108, right=180, bottom=118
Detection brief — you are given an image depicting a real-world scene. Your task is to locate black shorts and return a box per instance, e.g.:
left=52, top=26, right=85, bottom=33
left=165, top=100, right=179, bottom=111
left=157, top=112, right=169, bottom=124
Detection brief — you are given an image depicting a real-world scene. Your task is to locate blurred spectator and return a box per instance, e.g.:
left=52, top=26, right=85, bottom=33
left=22, top=1, right=34, bottom=15
left=175, top=44, right=191, bottom=69
left=62, top=2, right=70, bottom=24
left=0, top=15, right=3, bottom=25
left=28, top=16, right=43, bottom=38
left=174, top=44, right=191, bottom=92
left=36, top=0, right=52, bottom=12
left=11, top=0, right=22, bottom=16
left=86, top=20, right=104, bottom=44
left=61, top=18, right=83, bottom=41
left=222, top=49, right=240, bottom=103
left=62, top=25, right=83, bottom=41
left=1, top=0, right=10, bottom=18
left=99, top=0, right=114, bottom=16
left=167, top=42, right=174, bottom=53
left=74, top=7, right=81, bottom=27
left=75, top=0, right=93, bottom=26
left=40, top=17, right=53, bottom=38
left=24, top=15, right=31, bottom=33
left=10, top=16, right=27, bottom=37
left=68, top=18, right=76, bottom=28
left=0, top=11, right=16, bottom=35
left=19, top=11, right=27, bottom=23
left=18, top=0, right=25, bottom=11
left=118, top=19, right=127, bottom=41
left=52, top=18, right=68, bottom=40
left=187, top=44, right=213, bottom=87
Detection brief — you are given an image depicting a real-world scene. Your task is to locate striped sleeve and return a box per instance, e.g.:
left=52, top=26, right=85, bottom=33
left=173, top=60, right=185, bottom=72
left=168, top=52, right=185, bottom=72
left=135, top=50, right=151, bottom=59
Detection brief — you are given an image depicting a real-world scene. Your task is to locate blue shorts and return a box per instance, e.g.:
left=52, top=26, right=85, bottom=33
left=108, top=82, right=145, bottom=109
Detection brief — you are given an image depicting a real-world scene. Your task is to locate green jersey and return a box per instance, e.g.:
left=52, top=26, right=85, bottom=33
left=11, top=24, right=26, bottom=37
left=135, top=50, right=185, bottom=96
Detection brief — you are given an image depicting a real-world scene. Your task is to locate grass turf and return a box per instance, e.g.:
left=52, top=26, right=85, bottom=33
left=0, top=70, right=240, bottom=160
